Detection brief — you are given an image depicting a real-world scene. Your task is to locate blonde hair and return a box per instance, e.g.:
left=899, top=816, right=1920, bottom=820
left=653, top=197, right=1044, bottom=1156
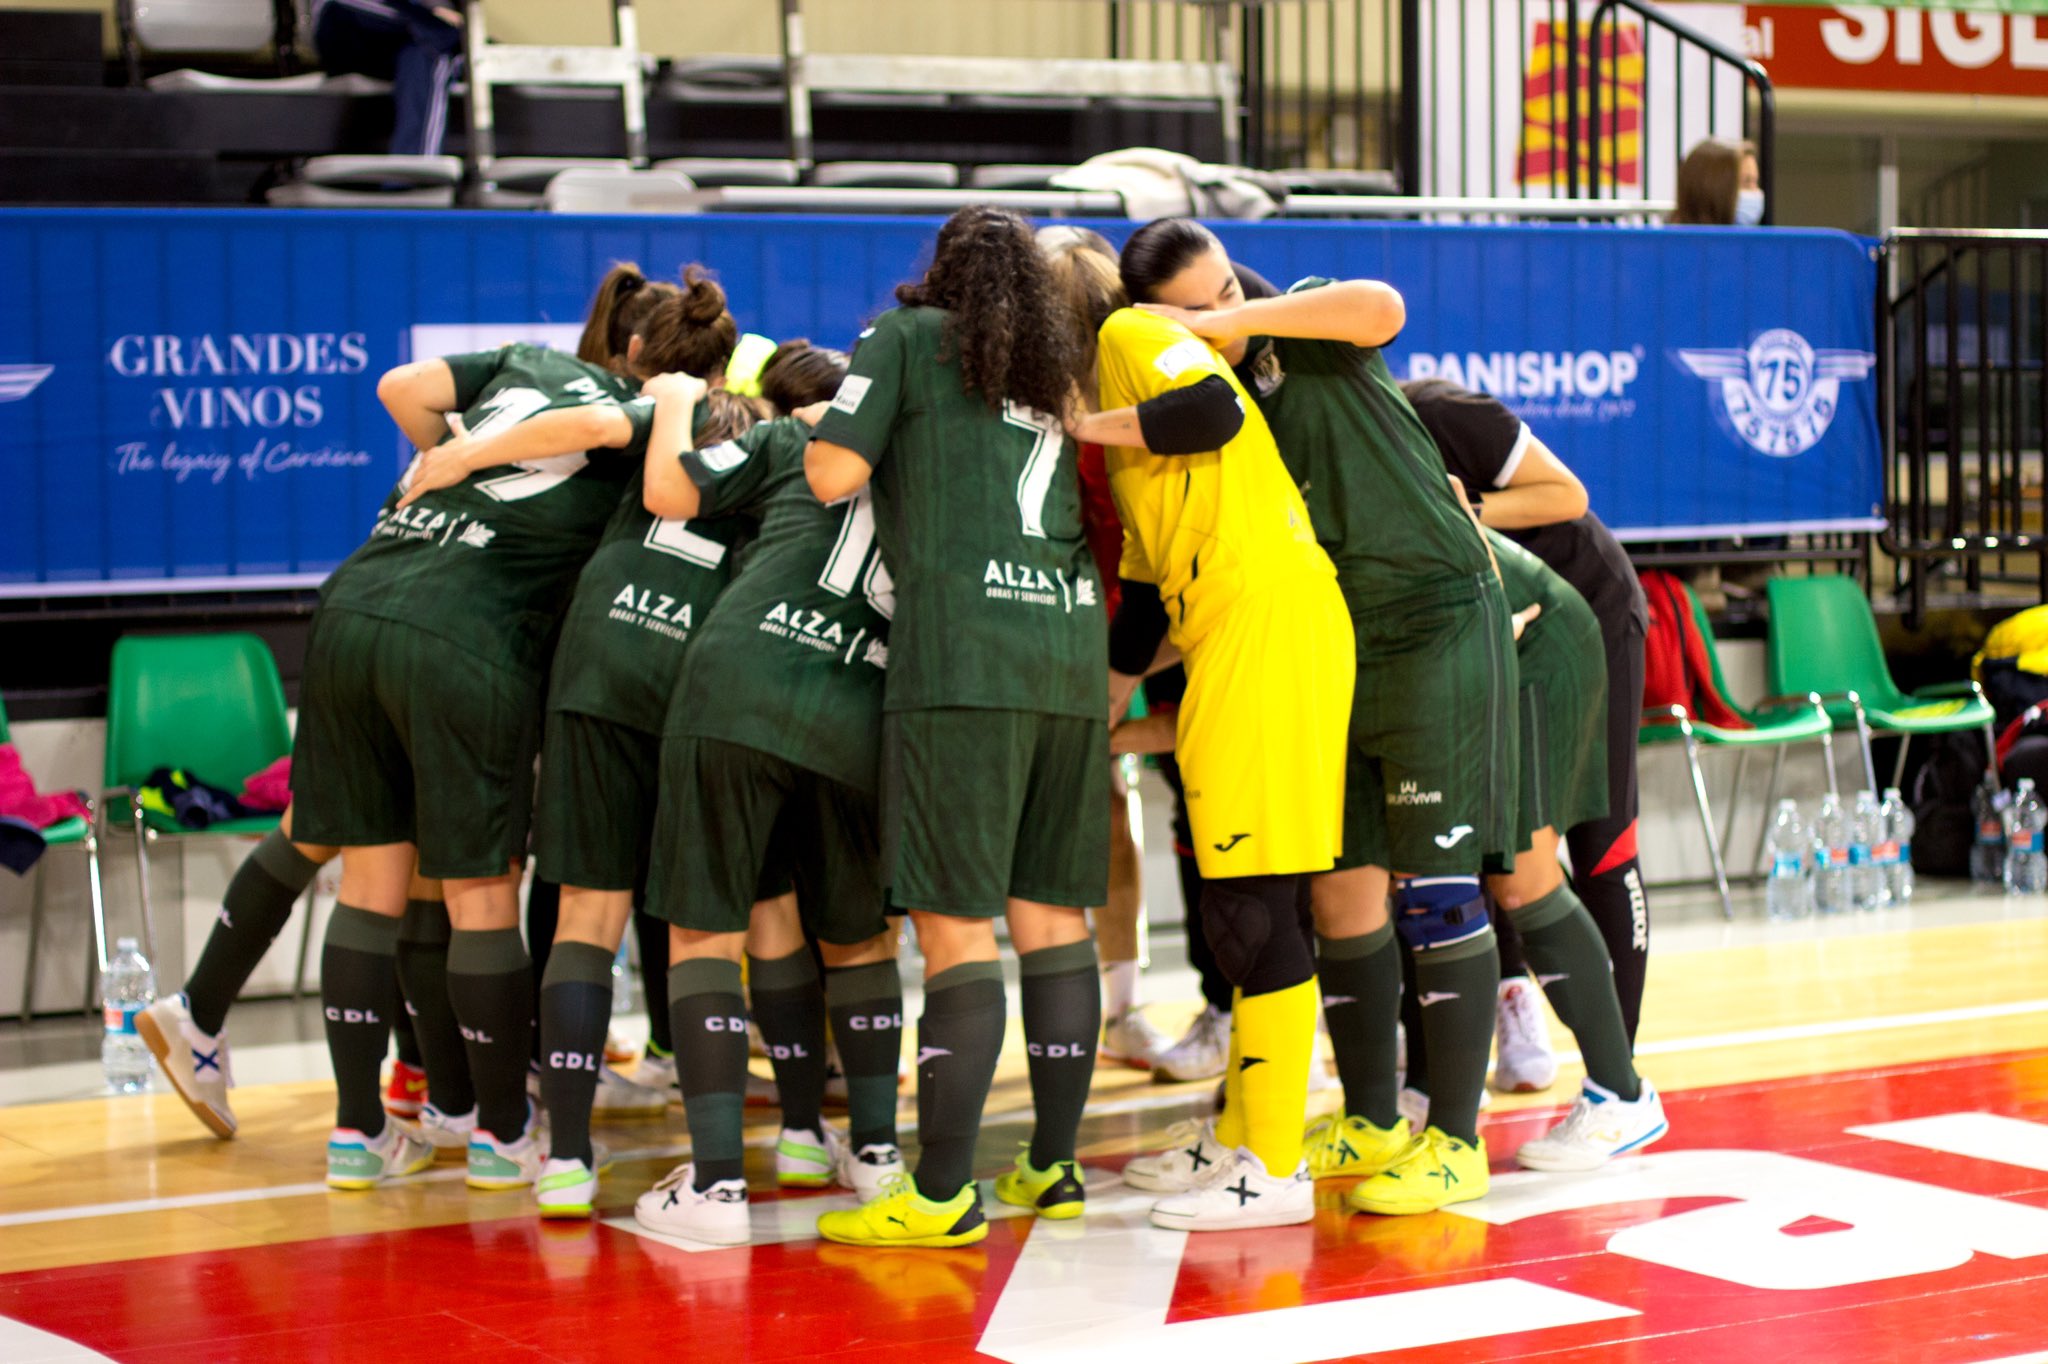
left=1035, top=225, right=1126, bottom=380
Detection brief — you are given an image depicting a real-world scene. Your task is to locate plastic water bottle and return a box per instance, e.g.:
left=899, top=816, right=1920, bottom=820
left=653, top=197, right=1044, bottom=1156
left=1765, top=799, right=1812, bottom=920
left=1972, top=774, right=2009, bottom=884
left=1849, top=790, right=1885, bottom=911
left=101, top=938, right=155, bottom=1093
left=1880, top=787, right=1914, bottom=907
left=2005, top=778, right=2048, bottom=895
left=1813, top=792, right=1851, bottom=915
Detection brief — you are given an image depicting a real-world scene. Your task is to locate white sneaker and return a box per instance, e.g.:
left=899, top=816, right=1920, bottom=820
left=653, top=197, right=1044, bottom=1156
left=824, top=1041, right=850, bottom=1108
left=636, top=1051, right=680, bottom=1100
left=1154, top=1006, right=1230, bottom=1083
left=537, top=1156, right=598, bottom=1219
left=1307, top=1029, right=1340, bottom=1093
left=327, top=1120, right=434, bottom=1190
left=1516, top=1079, right=1669, bottom=1172
left=1491, top=977, right=1559, bottom=1093
left=635, top=1163, right=750, bottom=1246
left=836, top=1137, right=906, bottom=1201
left=1148, top=1146, right=1314, bottom=1231
left=136, top=994, right=235, bottom=1139
left=777, top=1124, right=843, bottom=1187
left=591, top=1064, right=669, bottom=1118
left=1101, top=1007, right=1172, bottom=1070
left=418, top=1103, right=476, bottom=1162
left=1122, top=1118, right=1231, bottom=1192
left=1396, top=1085, right=1489, bottom=1131
left=468, top=1101, right=548, bottom=1190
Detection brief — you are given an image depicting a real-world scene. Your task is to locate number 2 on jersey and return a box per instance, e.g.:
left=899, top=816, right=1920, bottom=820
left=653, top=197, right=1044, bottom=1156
left=643, top=517, right=726, bottom=568
left=818, top=488, right=896, bottom=619
left=463, top=386, right=592, bottom=503
left=1004, top=401, right=1063, bottom=539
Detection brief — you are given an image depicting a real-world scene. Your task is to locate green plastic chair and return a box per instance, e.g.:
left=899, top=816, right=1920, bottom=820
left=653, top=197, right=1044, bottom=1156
left=6, top=695, right=109, bottom=1021
left=1641, top=578, right=1838, bottom=920
left=1765, top=575, right=1998, bottom=795
left=102, top=633, right=293, bottom=971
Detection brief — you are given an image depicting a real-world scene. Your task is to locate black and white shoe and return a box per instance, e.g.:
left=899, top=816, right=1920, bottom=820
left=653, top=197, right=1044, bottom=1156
left=1148, top=1146, right=1313, bottom=1232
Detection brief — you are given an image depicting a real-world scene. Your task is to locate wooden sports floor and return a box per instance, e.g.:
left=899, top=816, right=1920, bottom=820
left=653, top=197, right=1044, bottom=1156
left=3, top=886, right=2047, bottom=1363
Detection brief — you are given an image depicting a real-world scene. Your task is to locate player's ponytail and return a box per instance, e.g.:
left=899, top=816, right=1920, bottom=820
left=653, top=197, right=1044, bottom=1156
left=758, top=339, right=850, bottom=415
left=695, top=387, right=761, bottom=447
left=578, top=262, right=652, bottom=366
left=634, top=263, right=740, bottom=379
left=1036, top=225, right=1125, bottom=377
left=1118, top=218, right=1223, bottom=304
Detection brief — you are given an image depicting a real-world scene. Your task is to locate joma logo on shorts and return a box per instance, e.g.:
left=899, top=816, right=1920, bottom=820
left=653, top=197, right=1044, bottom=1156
left=613, top=584, right=693, bottom=625
left=1388, top=780, right=1444, bottom=806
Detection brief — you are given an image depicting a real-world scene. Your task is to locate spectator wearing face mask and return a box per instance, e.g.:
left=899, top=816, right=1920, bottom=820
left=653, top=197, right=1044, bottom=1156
left=1671, top=137, right=1764, bottom=226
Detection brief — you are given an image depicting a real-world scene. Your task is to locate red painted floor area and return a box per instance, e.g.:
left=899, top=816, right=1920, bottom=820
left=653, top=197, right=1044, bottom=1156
left=7, top=1050, right=2048, bottom=1363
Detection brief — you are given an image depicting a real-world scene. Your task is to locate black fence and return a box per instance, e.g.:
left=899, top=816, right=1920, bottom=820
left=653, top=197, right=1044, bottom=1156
left=1880, top=230, right=2048, bottom=629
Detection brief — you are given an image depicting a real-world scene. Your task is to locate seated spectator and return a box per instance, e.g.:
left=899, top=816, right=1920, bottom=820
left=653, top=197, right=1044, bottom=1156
left=313, top=1, right=463, bottom=157
left=1671, top=137, right=1763, bottom=226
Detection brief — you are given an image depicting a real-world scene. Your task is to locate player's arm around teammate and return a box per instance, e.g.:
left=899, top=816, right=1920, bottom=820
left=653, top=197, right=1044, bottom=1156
left=624, top=343, right=912, bottom=1247
left=1128, top=221, right=1518, bottom=1216
left=805, top=207, right=1111, bottom=1248
left=1087, top=261, right=1356, bottom=1233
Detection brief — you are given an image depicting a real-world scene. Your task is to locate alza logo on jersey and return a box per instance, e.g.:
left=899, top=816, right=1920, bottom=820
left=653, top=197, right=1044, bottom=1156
left=1388, top=780, right=1444, bottom=807
left=375, top=503, right=496, bottom=550
left=1677, top=329, right=1875, bottom=457
left=762, top=601, right=849, bottom=652
left=985, top=559, right=1089, bottom=612
left=612, top=584, right=693, bottom=627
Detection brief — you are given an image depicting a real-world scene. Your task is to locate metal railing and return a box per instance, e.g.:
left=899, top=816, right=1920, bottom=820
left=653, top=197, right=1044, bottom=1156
left=1879, top=230, right=2048, bottom=629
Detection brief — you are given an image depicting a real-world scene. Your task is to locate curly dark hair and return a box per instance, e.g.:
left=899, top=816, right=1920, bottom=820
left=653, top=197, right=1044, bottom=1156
left=894, top=205, right=1081, bottom=417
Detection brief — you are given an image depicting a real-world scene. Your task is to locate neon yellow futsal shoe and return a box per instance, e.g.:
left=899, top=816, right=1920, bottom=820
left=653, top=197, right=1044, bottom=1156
left=816, top=1173, right=988, bottom=1248
left=1304, top=1113, right=1412, bottom=1180
left=992, top=1148, right=1086, bottom=1220
left=1345, top=1126, right=1488, bottom=1216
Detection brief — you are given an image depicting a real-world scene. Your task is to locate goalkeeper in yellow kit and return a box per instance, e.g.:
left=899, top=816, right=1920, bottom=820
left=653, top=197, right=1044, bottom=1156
left=1076, top=298, right=1354, bottom=1232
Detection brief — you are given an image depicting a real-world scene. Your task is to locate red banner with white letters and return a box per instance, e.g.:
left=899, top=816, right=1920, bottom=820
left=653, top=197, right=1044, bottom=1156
left=1743, top=6, right=2048, bottom=96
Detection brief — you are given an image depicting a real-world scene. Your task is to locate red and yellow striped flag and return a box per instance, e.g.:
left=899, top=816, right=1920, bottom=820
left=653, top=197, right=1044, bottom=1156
left=1518, top=21, right=1644, bottom=190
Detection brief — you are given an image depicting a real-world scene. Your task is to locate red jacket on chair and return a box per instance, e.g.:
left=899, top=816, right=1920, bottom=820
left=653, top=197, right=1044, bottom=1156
left=1640, top=570, right=1751, bottom=730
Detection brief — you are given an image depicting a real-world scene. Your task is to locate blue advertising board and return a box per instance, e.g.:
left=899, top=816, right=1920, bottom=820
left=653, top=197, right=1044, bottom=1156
left=0, top=209, right=1879, bottom=595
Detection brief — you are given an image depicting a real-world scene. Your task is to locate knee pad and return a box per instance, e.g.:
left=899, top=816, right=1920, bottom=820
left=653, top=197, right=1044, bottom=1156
left=1392, top=876, right=1490, bottom=952
left=1200, top=881, right=1272, bottom=985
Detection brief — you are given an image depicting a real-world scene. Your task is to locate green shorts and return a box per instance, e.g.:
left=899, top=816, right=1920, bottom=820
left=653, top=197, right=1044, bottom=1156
left=1339, top=574, right=1519, bottom=877
left=1512, top=588, right=1611, bottom=850
left=292, top=608, right=541, bottom=880
left=532, top=710, right=659, bottom=893
left=646, top=735, right=887, bottom=946
left=881, top=708, right=1109, bottom=916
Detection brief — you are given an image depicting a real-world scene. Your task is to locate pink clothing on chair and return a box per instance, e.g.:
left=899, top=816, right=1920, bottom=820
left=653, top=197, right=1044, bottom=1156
left=0, top=744, right=90, bottom=828
left=240, top=756, right=293, bottom=812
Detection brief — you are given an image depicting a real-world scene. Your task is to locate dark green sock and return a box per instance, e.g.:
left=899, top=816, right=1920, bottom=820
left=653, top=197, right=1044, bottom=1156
left=749, top=949, right=829, bottom=1135
left=539, top=941, right=616, bottom=1166
left=186, top=830, right=318, bottom=1035
left=1318, top=922, right=1401, bottom=1128
left=1510, top=883, right=1641, bottom=1101
left=1413, top=928, right=1500, bottom=1145
left=826, top=960, right=903, bottom=1149
left=671, top=959, right=749, bottom=1190
left=1019, top=940, right=1100, bottom=1169
left=321, top=903, right=401, bottom=1137
left=396, top=898, right=474, bottom=1116
left=447, top=927, right=534, bottom=1143
left=392, top=974, right=424, bottom=1068
left=914, top=961, right=1006, bottom=1203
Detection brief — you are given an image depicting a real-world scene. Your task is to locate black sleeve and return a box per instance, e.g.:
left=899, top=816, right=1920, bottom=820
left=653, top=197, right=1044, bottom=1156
left=1108, top=579, right=1170, bottom=675
left=1136, top=375, right=1244, bottom=456
left=1399, top=379, right=1525, bottom=489
left=1232, top=263, right=1280, bottom=300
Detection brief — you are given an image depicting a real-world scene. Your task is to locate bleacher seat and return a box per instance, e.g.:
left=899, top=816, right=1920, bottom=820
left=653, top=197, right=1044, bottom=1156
left=967, top=164, right=1074, bottom=191
left=123, top=0, right=274, bottom=62
left=478, top=156, right=631, bottom=208
left=812, top=161, right=959, bottom=190
left=266, top=154, right=463, bottom=207
left=543, top=168, right=699, bottom=214
left=654, top=158, right=801, bottom=188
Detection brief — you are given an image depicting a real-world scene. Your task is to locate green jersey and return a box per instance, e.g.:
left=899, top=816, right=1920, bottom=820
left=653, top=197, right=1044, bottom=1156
left=545, top=411, right=751, bottom=732
left=666, top=418, right=891, bottom=794
left=1235, top=279, right=1490, bottom=614
left=810, top=306, right=1105, bottom=719
left=1489, top=529, right=1599, bottom=668
left=320, top=344, right=651, bottom=674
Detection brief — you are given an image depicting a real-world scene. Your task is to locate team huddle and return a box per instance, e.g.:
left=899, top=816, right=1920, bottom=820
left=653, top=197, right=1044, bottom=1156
left=137, top=205, right=1669, bottom=1248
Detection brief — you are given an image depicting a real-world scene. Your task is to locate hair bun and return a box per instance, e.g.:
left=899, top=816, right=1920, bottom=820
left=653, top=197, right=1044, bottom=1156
left=679, top=264, right=729, bottom=324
